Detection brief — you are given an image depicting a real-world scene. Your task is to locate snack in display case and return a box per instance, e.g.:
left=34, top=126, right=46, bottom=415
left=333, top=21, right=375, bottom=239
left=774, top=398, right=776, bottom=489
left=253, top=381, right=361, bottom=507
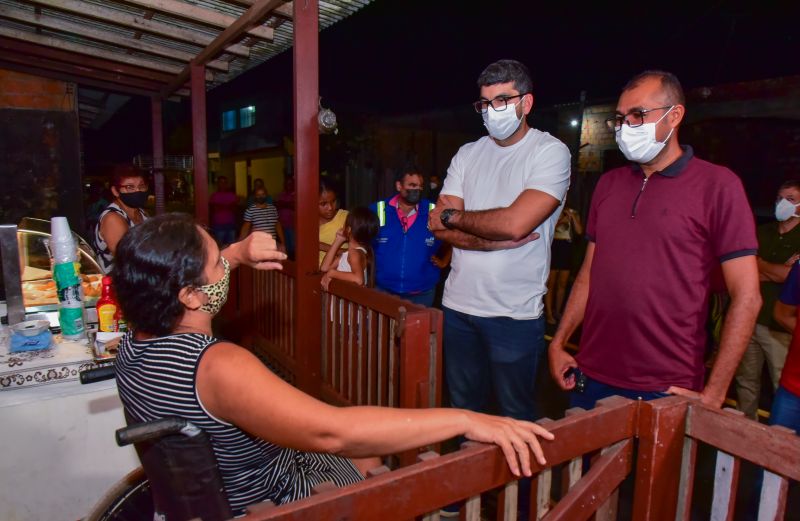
left=15, top=217, right=103, bottom=311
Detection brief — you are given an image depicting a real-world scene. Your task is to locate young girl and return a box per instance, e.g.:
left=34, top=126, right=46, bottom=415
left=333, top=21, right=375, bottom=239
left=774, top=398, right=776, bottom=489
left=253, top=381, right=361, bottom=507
left=320, top=207, right=379, bottom=290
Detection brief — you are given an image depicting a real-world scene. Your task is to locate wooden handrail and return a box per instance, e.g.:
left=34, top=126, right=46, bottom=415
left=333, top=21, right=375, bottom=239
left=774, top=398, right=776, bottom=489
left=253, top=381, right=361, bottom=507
left=232, top=396, right=800, bottom=521
left=326, top=277, right=428, bottom=318
left=685, top=403, right=800, bottom=481
left=239, top=397, right=640, bottom=521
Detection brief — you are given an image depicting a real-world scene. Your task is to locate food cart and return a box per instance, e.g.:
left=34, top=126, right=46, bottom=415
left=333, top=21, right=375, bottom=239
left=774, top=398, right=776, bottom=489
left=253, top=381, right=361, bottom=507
left=0, top=218, right=138, bottom=521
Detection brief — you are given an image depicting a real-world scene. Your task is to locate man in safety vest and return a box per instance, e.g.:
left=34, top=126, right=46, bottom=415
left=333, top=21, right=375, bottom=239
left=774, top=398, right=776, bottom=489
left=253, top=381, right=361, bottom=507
left=370, top=167, right=450, bottom=307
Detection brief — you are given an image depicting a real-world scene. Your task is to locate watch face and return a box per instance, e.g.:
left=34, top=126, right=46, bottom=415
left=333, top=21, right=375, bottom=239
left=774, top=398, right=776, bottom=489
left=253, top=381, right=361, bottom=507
left=441, top=209, right=454, bottom=228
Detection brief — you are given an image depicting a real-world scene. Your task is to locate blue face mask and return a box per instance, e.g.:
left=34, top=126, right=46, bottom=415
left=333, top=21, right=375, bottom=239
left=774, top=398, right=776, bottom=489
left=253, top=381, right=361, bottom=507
left=775, top=198, right=800, bottom=222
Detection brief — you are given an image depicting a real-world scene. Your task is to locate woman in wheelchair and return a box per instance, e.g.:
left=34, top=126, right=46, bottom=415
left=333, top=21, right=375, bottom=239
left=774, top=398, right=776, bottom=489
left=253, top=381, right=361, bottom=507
left=112, top=213, right=553, bottom=516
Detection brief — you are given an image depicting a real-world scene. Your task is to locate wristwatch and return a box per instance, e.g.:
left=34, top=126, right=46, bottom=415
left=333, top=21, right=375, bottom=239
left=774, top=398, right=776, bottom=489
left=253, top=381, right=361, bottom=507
left=440, top=208, right=458, bottom=230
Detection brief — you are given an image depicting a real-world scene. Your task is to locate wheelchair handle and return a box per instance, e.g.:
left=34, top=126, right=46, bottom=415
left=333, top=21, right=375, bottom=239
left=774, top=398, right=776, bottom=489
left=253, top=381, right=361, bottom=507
left=116, top=418, right=201, bottom=447
left=79, top=365, right=116, bottom=384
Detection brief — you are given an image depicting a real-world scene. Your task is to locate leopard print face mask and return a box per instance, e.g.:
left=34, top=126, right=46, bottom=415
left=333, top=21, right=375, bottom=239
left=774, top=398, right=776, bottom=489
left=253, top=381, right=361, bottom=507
left=197, top=256, right=230, bottom=315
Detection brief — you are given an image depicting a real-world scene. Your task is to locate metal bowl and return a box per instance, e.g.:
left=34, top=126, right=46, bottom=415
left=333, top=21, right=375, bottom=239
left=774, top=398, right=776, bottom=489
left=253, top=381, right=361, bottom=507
left=10, top=319, right=51, bottom=337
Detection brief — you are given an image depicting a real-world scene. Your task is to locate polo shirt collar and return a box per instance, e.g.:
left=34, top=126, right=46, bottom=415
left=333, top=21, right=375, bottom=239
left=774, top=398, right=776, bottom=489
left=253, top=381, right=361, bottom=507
left=631, top=145, right=694, bottom=178
left=388, top=194, right=418, bottom=215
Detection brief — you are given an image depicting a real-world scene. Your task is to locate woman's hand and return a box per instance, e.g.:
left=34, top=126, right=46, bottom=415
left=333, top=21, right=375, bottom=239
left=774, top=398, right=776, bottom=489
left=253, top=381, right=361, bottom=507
left=321, top=272, right=333, bottom=290
left=462, top=411, right=554, bottom=477
left=222, top=231, right=287, bottom=271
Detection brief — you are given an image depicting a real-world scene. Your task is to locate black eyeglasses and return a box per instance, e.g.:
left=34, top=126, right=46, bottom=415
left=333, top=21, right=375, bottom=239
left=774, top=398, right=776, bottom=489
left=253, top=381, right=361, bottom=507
left=605, top=105, right=673, bottom=132
left=473, top=94, right=526, bottom=114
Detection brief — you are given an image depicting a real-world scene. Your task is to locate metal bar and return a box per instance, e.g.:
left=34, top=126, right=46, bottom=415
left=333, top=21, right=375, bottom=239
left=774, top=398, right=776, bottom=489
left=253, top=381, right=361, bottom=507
left=151, top=97, right=165, bottom=215
left=190, top=63, right=208, bottom=225
left=0, top=225, right=24, bottom=325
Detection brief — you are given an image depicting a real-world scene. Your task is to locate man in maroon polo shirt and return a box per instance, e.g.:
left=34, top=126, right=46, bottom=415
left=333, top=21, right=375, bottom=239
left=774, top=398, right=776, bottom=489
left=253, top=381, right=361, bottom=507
left=548, top=70, right=762, bottom=408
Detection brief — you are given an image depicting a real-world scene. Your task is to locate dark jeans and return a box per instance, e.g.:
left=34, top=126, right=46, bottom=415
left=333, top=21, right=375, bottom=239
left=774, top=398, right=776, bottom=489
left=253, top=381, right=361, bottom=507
left=443, top=307, right=545, bottom=421
left=569, top=374, right=670, bottom=410
left=212, top=224, right=236, bottom=247
left=382, top=287, right=436, bottom=308
left=770, top=385, right=800, bottom=431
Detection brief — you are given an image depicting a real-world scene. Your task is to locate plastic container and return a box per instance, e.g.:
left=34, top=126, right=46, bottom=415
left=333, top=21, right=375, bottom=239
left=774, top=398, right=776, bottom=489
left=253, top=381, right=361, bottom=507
left=96, top=276, right=118, bottom=332
left=50, top=217, right=86, bottom=341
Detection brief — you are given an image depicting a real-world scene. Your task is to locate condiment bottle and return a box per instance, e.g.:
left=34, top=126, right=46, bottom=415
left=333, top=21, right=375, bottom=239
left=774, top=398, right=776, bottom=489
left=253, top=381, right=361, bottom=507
left=96, top=276, right=118, bottom=332
left=114, top=302, right=127, bottom=332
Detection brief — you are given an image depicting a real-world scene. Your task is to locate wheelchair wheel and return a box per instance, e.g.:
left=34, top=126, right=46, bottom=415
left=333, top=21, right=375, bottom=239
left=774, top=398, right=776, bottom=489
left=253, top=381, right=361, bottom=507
left=84, top=467, right=155, bottom=521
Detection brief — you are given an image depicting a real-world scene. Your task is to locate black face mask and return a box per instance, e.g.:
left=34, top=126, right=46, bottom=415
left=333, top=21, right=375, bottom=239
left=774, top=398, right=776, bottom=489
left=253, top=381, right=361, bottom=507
left=404, top=189, right=422, bottom=205
left=119, top=191, right=148, bottom=209
left=254, top=196, right=267, bottom=204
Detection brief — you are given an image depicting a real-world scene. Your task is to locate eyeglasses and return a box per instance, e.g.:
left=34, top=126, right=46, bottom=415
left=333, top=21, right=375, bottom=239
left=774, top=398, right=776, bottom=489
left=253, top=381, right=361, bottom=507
left=118, top=183, right=148, bottom=193
left=473, top=94, right=527, bottom=114
left=605, top=106, right=674, bottom=132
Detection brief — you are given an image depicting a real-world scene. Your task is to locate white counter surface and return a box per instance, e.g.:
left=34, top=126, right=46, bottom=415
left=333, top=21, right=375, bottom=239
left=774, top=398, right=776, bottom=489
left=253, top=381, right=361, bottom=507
left=0, top=338, right=139, bottom=521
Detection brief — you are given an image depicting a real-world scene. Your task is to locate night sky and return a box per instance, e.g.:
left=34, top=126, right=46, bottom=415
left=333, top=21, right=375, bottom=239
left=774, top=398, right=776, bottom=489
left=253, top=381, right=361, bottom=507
left=90, top=0, right=800, bottom=164
left=233, top=0, right=800, bottom=114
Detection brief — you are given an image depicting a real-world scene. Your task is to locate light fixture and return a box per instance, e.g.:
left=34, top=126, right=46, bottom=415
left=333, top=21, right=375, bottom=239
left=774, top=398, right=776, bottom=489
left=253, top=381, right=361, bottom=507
left=318, top=97, right=338, bottom=135
left=570, top=119, right=579, bottom=127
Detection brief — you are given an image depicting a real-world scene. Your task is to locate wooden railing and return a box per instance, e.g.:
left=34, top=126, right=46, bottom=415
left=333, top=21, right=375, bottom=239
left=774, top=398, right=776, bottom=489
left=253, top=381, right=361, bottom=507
left=232, top=396, right=800, bottom=521
left=321, top=281, right=440, bottom=412
left=226, top=261, right=442, bottom=417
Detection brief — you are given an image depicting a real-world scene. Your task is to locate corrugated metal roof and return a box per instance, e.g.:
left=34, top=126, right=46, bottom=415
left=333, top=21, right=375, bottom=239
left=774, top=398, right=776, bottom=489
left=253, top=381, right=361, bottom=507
left=0, top=0, right=373, bottom=90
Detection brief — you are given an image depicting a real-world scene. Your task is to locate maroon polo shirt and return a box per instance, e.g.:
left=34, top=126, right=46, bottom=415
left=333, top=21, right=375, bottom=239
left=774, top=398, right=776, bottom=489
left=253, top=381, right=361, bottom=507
left=578, top=146, right=757, bottom=391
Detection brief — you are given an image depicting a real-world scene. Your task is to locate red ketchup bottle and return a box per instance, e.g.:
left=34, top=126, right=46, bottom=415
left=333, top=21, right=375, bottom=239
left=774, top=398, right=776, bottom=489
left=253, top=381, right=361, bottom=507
left=96, top=276, right=119, bottom=332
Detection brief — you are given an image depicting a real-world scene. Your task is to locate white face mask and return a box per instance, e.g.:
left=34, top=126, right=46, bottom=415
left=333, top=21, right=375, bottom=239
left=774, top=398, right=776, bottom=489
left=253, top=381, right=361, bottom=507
left=775, top=198, right=800, bottom=222
left=615, top=106, right=675, bottom=163
left=482, top=101, right=523, bottom=141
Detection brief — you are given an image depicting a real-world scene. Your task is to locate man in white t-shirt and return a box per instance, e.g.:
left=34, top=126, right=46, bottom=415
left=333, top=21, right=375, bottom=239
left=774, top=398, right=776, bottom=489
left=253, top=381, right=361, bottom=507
left=429, top=59, right=571, bottom=424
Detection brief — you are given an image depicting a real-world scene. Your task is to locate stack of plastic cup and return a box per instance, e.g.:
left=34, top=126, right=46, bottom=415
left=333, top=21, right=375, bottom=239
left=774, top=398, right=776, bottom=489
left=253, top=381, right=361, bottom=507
left=51, top=217, right=86, bottom=341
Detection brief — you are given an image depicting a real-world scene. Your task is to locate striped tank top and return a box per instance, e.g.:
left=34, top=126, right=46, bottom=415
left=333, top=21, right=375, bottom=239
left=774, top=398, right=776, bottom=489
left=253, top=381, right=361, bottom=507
left=94, top=203, right=147, bottom=273
left=115, top=332, right=363, bottom=515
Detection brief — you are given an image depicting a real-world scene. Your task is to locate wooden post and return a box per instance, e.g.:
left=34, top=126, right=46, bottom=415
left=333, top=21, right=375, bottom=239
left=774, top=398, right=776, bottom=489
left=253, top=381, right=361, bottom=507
left=632, top=397, right=689, bottom=521
left=292, top=0, right=321, bottom=397
left=191, top=63, right=208, bottom=225
left=397, top=308, right=431, bottom=466
left=150, top=96, right=165, bottom=215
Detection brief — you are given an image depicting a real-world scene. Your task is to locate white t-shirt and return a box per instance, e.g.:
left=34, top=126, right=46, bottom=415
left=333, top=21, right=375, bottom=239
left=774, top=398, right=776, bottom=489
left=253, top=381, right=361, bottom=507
left=441, top=128, right=571, bottom=319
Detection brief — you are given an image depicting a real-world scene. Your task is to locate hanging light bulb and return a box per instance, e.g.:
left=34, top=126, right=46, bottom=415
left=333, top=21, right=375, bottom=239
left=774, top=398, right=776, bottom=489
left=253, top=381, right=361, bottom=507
left=318, top=97, right=338, bottom=135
